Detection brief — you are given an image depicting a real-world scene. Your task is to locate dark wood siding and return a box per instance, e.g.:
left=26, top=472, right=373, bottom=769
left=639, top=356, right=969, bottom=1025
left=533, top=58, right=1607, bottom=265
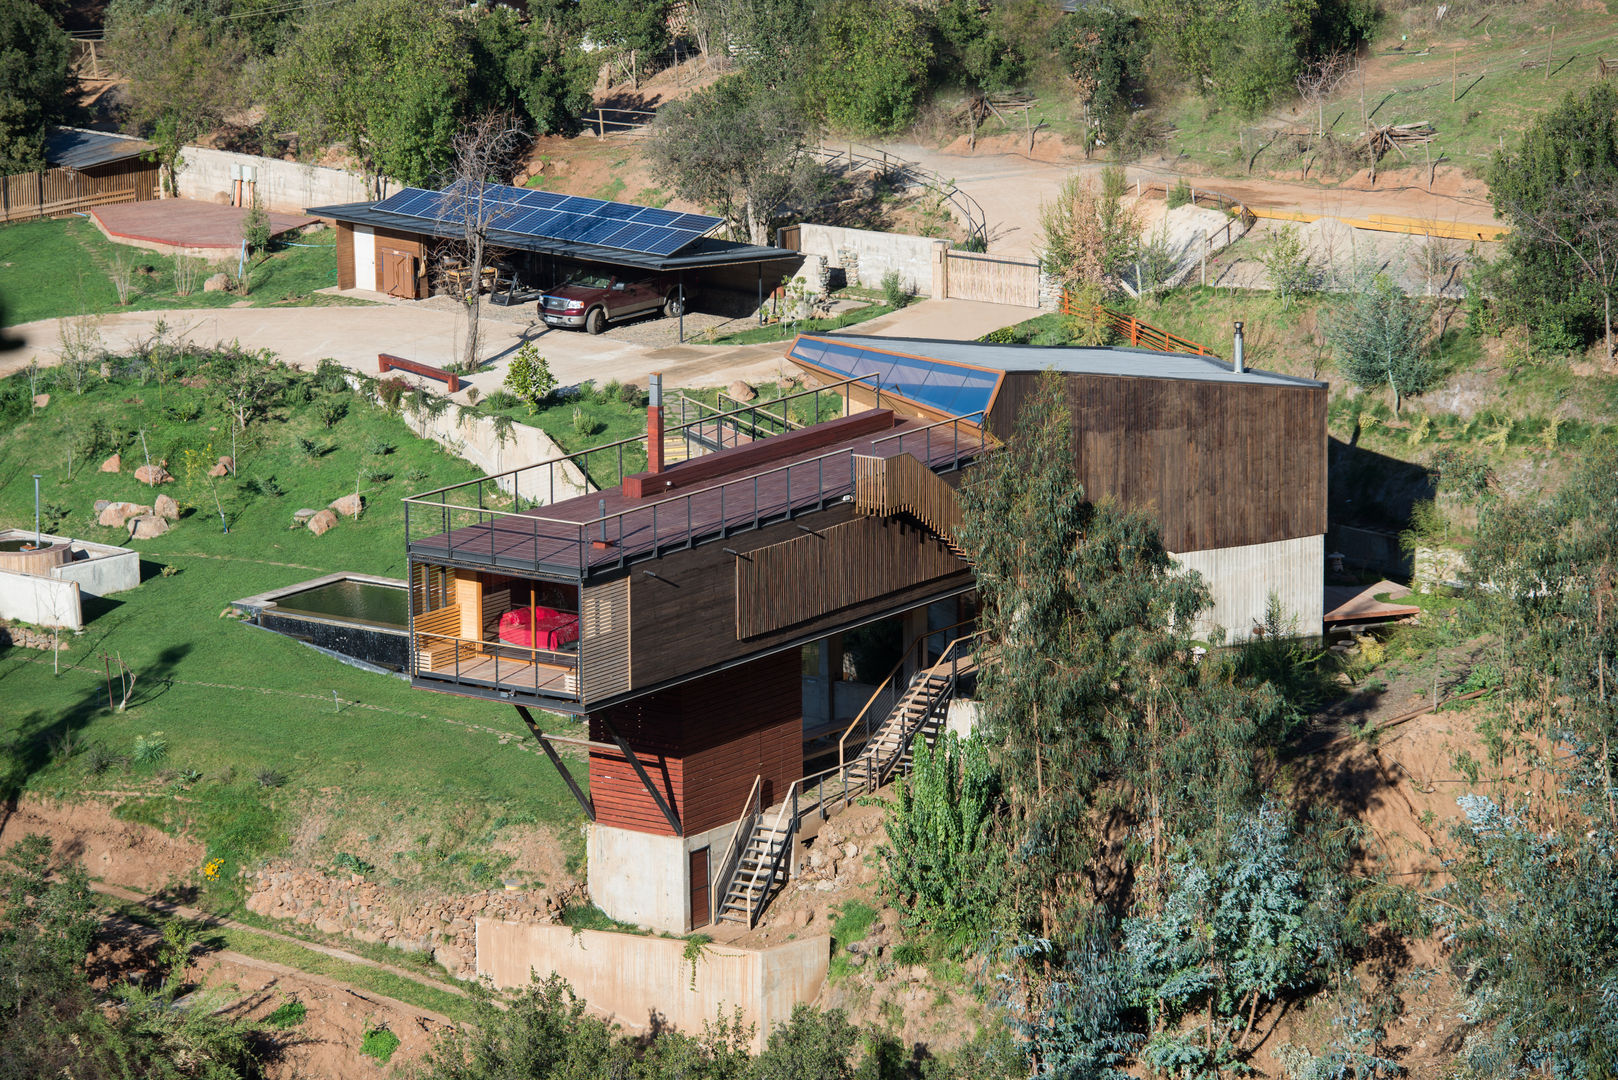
left=335, top=222, right=355, bottom=291
left=589, top=651, right=800, bottom=835
left=623, top=501, right=973, bottom=689
left=986, top=372, right=1327, bottom=552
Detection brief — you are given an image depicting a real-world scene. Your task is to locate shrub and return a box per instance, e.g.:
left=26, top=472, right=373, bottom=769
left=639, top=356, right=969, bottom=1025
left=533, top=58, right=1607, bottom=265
left=265, top=999, right=307, bottom=1029
left=364, top=437, right=396, bottom=457
left=503, top=343, right=556, bottom=413
left=1326, top=272, right=1434, bottom=413
left=377, top=376, right=408, bottom=413
left=1261, top=226, right=1317, bottom=310
left=255, top=768, right=286, bottom=789
left=243, top=198, right=272, bottom=256
left=1167, top=177, right=1192, bottom=209
left=360, top=1025, right=400, bottom=1064
left=316, top=396, right=348, bottom=428
left=132, top=733, right=169, bottom=765
left=617, top=381, right=643, bottom=405
left=880, top=269, right=914, bottom=309
left=570, top=405, right=601, bottom=437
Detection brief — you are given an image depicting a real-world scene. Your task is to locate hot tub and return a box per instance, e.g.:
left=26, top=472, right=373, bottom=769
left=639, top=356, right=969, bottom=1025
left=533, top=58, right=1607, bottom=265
left=0, top=538, right=73, bottom=575
left=235, top=574, right=410, bottom=671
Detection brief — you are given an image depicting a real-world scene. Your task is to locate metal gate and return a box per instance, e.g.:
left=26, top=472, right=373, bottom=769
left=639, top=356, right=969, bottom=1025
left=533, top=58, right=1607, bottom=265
left=943, top=250, right=1040, bottom=307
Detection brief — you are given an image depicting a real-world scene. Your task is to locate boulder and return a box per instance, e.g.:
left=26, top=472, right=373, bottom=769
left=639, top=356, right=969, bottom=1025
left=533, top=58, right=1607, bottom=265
left=202, top=273, right=229, bottom=293
left=99, top=453, right=121, bottom=473
left=154, top=494, right=180, bottom=520
left=210, top=455, right=234, bottom=478
left=32, top=393, right=48, bottom=409
left=126, top=514, right=170, bottom=540
left=306, top=509, right=338, bottom=536
left=134, top=464, right=174, bottom=485
left=208, top=462, right=229, bottom=478
left=728, top=379, right=757, bottom=402
left=93, top=500, right=111, bottom=514
left=292, top=508, right=319, bottom=524
left=328, top=492, right=363, bottom=519
left=97, top=502, right=150, bottom=528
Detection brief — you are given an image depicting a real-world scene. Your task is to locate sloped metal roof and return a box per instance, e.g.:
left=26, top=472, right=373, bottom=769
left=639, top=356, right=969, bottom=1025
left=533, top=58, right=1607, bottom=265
left=45, top=127, right=153, bottom=170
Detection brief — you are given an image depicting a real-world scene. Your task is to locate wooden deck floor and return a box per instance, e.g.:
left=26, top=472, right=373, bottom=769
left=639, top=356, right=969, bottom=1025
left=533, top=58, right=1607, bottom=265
left=416, top=653, right=577, bottom=696
left=409, top=419, right=985, bottom=575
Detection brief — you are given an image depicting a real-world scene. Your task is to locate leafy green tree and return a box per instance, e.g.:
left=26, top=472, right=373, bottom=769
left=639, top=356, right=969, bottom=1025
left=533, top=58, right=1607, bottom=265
left=105, top=9, right=247, bottom=196
left=751, top=1004, right=861, bottom=1080
left=723, top=0, right=819, bottom=89
left=1052, top=8, right=1146, bottom=143
left=932, top=0, right=1028, bottom=99
left=270, top=0, right=470, bottom=192
left=1326, top=272, right=1433, bottom=413
left=0, top=0, right=69, bottom=174
left=645, top=74, right=821, bottom=245
left=418, top=972, right=624, bottom=1079
left=467, top=6, right=594, bottom=136
left=578, top=0, right=671, bottom=89
left=806, top=0, right=932, bottom=135
left=1040, top=167, right=1138, bottom=299
left=503, top=342, right=556, bottom=413
left=1487, top=83, right=1618, bottom=355
left=879, top=732, right=1002, bottom=950
left=1261, top=225, right=1317, bottom=310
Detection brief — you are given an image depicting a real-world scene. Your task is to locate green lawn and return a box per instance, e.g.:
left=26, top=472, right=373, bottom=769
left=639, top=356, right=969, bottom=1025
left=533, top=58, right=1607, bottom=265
left=0, top=217, right=369, bottom=329
left=0, top=356, right=587, bottom=910
left=478, top=380, right=652, bottom=488
left=708, top=300, right=898, bottom=345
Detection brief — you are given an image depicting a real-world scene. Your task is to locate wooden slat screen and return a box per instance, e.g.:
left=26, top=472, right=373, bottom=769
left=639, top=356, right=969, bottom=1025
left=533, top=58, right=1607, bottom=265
left=945, top=250, right=1040, bottom=307
left=736, top=515, right=964, bottom=639
left=852, top=453, right=964, bottom=549
left=580, top=577, right=631, bottom=701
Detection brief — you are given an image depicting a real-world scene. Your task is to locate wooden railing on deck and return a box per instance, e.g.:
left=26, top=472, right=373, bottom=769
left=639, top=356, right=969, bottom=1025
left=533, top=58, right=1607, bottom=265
left=852, top=452, right=966, bottom=550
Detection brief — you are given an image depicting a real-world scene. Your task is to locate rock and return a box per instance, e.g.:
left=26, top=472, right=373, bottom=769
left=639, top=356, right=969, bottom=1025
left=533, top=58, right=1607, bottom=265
left=842, top=843, right=859, bottom=859
left=97, top=501, right=150, bottom=528
left=154, top=494, right=180, bottom=520
left=292, top=508, right=318, bottom=524
left=434, top=944, right=468, bottom=972
left=208, top=462, right=228, bottom=478
left=99, top=453, right=120, bottom=473
left=727, top=379, right=757, bottom=402
left=208, top=455, right=234, bottom=478
left=306, top=509, right=338, bottom=536
left=32, top=393, right=48, bottom=409
left=793, top=908, right=812, bottom=929
left=314, top=917, right=343, bottom=935
left=203, top=273, right=229, bottom=292
left=94, top=500, right=110, bottom=513
left=328, top=492, right=363, bottom=519
left=134, top=464, right=174, bottom=484
left=127, top=514, right=170, bottom=540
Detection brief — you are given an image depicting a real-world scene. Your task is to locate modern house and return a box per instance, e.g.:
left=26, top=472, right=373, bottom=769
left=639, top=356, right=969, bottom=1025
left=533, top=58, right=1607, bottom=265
left=403, top=334, right=1326, bottom=932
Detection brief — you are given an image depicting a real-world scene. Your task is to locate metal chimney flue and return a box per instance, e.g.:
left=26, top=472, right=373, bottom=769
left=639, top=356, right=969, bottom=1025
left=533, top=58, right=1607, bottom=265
left=647, top=372, right=664, bottom=474
left=1232, top=322, right=1245, bottom=373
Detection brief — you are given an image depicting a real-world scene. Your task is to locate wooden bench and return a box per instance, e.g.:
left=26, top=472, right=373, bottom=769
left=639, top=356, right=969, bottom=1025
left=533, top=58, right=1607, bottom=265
left=379, top=353, right=461, bottom=393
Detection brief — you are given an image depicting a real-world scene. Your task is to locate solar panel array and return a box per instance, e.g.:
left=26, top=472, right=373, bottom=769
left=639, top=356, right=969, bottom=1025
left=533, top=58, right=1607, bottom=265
left=372, top=183, right=721, bottom=257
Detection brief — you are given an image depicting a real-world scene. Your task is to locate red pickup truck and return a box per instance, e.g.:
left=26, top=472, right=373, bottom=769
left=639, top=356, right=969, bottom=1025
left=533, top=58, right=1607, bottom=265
left=538, top=272, right=685, bottom=334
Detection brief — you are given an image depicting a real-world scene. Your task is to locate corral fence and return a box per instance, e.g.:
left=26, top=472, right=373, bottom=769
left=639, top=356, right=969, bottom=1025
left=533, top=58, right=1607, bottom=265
left=0, top=160, right=159, bottom=224
left=1060, top=293, right=1220, bottom=358
left=1133, top=178, right=1259, bottom=248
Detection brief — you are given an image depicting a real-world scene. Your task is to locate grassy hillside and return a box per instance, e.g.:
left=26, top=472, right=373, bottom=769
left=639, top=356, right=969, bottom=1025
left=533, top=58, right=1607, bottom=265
left=0, top=356, right=586, bottom=909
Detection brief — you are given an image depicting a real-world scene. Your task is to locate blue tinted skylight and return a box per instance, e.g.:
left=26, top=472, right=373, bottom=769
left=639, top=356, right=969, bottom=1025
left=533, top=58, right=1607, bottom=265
left=789, top=337, right=1000, bottom=418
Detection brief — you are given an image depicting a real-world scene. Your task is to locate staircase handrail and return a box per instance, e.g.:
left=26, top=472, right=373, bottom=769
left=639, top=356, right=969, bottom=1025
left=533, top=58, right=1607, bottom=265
left=714, top=775, right=763, bottom=919
left=747, top=781, right=799, bottom=928
left=837, top=617, right=979, bottom=771
left=875, top=632, right=978, bottom=789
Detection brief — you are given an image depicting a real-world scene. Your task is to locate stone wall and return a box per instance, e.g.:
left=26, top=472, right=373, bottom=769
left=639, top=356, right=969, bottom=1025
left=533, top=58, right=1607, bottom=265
left=244, top=861, right=561, bottom=979
left=0, top=621, right=61, bottom=649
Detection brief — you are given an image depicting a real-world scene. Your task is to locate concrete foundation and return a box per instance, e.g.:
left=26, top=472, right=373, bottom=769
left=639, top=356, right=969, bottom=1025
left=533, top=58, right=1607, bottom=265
left=588, top=818, right=743, bottom=934
left=0, top=570, right=81, bottom=629
left=1172, top=534, right=1325, bottom=640
left=476, top=921, right=829, bottom=1052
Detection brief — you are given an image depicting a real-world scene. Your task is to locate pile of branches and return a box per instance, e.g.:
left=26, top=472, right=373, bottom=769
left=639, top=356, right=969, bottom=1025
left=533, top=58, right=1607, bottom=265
left=1358, top=121, right=1436, bottom=161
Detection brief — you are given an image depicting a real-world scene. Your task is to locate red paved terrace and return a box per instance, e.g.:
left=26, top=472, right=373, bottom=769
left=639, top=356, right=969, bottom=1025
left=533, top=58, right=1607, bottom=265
left=91, top=200, right=318, bottom=256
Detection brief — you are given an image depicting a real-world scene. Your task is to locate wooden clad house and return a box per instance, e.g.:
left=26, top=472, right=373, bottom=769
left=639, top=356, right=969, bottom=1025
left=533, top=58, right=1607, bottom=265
left=403, top=336, right=1326, bottom=932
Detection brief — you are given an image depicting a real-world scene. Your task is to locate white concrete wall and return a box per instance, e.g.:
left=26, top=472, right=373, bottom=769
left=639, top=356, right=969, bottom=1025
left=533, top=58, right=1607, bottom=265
left=797, top=224, right=945, bottom=297
left=588, top=825, right=689, bottom=932
left=1172, top=534, right=1324, bottom=640
left=176, top=146, right=382, bottom=213
left=476, top=921, right=829, bottom=1053
left=0, top=569, right=81, bottom=630
left=0, top=531, right=139, bottom=598
left=412, top=402, right=592, bottom=504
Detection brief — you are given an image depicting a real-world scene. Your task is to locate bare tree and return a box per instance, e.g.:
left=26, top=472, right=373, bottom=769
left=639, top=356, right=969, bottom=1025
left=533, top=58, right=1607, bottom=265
left=1508, top=174, right=1618, bottom=364
left=1295, top=50, right=1354, bottom=138
left=443, top=112, right=530, bottom=374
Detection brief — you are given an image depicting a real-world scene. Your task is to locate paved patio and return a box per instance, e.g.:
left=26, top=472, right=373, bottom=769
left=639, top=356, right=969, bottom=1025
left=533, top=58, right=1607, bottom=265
left=91, top=200, right=318, bottom=257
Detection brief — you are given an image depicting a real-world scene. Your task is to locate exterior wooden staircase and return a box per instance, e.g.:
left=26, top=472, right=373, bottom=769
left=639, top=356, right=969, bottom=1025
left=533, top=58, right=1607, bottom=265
left=852, top=452, right=967, bottom=557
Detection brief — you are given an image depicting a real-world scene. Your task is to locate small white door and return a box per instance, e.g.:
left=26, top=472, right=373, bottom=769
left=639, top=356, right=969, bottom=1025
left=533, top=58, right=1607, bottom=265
left=353, top=225, right=376, bottom=291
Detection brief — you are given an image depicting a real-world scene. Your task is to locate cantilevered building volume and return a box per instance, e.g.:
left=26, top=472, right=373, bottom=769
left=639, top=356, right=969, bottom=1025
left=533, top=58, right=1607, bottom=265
left=402, top=335, right=1326, bottom=932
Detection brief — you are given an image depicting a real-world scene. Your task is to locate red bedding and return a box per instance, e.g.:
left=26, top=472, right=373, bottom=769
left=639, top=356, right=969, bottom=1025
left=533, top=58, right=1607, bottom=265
left=498, top=607, right=579, bottom=650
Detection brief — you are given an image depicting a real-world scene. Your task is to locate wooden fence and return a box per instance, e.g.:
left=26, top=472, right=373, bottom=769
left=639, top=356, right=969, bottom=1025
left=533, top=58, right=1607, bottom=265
left=943, top=250, right=1040, bottom=307
left=0, top=160, right=158, bottom=224
left=1059, top=294, right=1219, bottom=357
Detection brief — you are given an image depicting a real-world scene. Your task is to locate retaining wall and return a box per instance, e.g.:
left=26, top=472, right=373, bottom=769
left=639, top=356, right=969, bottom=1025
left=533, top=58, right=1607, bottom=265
left=797, top=224, right=946, bottom=299
left=176, top=146, right=381, bottom=214
left=0, top=570, right=81, bottom=630
left=476, top=921, right=830, bottom=1052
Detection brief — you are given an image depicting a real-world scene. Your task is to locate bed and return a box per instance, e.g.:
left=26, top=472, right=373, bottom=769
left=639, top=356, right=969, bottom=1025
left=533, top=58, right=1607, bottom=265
left=497, top=607, right=580, bottom=651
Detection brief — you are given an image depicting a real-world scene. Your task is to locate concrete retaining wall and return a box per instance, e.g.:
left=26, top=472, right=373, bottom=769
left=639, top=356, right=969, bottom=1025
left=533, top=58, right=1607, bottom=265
left=412, top=404, right=593, bottom=504
left=176, top=146, right=380, bottom=214
left=476, top=921, right=829, bottom=1052
left=1172, top=534, right=1324, bottom=640
left=0, top=569, right=82, bottom=630
left=797, top=224, right=946, bottom=298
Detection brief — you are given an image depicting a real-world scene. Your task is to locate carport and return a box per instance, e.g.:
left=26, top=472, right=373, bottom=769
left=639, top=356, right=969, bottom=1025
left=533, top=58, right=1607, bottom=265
left=308, top=184, right=802, bottom=341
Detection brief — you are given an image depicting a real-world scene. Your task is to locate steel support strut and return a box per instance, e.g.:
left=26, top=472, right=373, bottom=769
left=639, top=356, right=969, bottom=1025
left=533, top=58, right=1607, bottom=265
left=515, top=705, right=594, bottom=822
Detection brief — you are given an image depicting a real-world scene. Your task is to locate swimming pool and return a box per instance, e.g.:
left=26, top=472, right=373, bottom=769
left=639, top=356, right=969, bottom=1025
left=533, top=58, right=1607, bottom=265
left=235, top=574, right=411, bottom=672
